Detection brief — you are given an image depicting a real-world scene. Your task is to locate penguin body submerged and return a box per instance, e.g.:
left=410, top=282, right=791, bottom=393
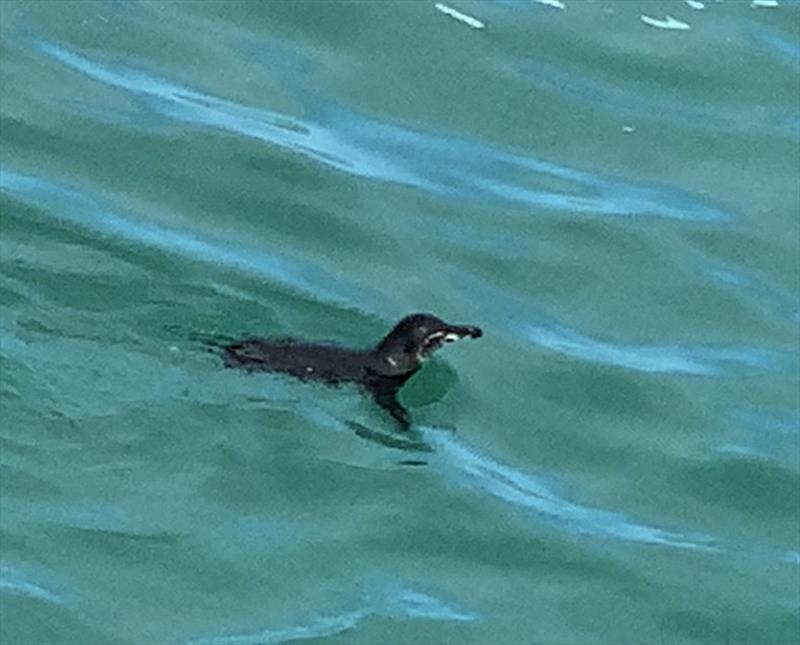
left=220, top=313, right=482, bottom=429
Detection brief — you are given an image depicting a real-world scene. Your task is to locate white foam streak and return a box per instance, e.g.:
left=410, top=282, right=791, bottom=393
left=641, top=15, right=692, bottom=30
left=434, top=3, right=485, bottom=29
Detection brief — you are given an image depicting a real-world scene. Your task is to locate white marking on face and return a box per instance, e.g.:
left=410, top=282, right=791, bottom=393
left=387, top=356, right=397, bottom=367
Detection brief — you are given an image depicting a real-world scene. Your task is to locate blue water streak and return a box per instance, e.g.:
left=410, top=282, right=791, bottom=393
left=422, top=428, right=716, bottom=551
left=746, top=28, right=800, bottom=66
left=188, top=610, right=367, bottom=645
left=0, top=169, right=383, bottom=312
left=36, top=40, right=732, bottom=222
left=0, top=566, right=60, bottom=604
left=187, top=584, right=476, bottom=645
left=730, top=408, right=800, bottom=436
left=524, top=323, right=787, bottom=376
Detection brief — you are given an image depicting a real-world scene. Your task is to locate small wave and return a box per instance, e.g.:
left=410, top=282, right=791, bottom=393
left=746, top=28, right=800, bottom=65
left=187, top=584, right=476, bottom=645
left=513, top=59, right=744, bottom=135
left=729, top=408, right=800, bottom=436
left=189, top=610, right=367, bottom=645
left=422, top=427, right=716, bottom=550
left=368, top=585, right=477, bottom=622
left=718, top=407, right=800, bottom=463
left=35, top=41, right=731, bottom=222
left=704, top=262, right=800, bottom=325
left=524, top=323, right=786, bottom=375
left=0, top=169, right=382, bottom=312
left=0, top=566, right=60, bottom=603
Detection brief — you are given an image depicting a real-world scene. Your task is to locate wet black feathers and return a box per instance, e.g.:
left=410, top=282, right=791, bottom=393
left=216, top=313, right=482, bottom=430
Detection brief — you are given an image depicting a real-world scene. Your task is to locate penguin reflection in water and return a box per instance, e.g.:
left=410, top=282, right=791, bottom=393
left=218, top=313, right=482, bottom=430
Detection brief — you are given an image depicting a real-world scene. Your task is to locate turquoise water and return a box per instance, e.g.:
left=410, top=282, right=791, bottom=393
left=1, top=1, right=799, bottom=643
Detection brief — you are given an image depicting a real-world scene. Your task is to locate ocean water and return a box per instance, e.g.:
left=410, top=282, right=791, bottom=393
left=1, top=1, right=798, bottom=644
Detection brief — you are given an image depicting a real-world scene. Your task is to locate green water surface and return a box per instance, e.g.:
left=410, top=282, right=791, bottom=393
left=1, top=1, right=799, bottom=644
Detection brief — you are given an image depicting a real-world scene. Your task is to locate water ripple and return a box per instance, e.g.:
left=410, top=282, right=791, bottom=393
left=524, top=323, right=788, bottom=375
left=705, top=262, right=800, bottom=324
left=187, top=584, right=476, bottom=645
left=719, top=407, right=800, bottom=462
left=746, top=28, right=800, bottom=66
left=189, top=610, right=367, bottom=645
left=0, top=566, right=60, bottom=604
left=423, top=427, right=715, bottom=550
left=36, top=41, right=732, bottom=222
left=0, top=169, right=383, bottom=312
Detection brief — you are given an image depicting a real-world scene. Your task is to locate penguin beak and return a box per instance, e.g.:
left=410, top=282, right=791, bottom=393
left=420, top=324, right=482, bottom=356
left=442, top=324, right=482, bottom=341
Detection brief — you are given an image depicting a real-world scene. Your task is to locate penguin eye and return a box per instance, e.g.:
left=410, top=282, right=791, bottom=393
left=421, top=331, right=446, bottom=350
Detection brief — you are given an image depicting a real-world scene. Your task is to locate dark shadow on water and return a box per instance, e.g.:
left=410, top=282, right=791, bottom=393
left=346, top=420, right=434, bottom=456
